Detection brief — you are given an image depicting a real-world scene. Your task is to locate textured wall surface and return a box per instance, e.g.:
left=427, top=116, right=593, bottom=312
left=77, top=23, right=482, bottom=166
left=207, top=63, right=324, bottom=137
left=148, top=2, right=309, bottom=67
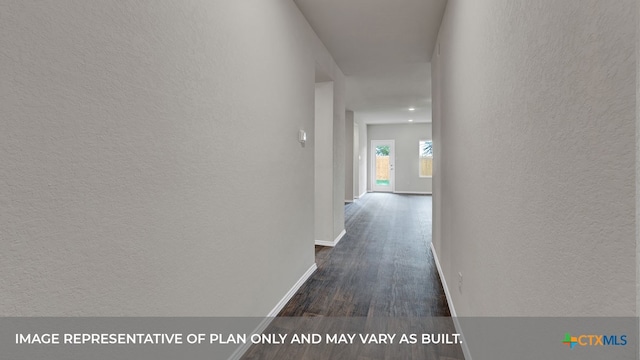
left=355, top=117, right=368, bottom=198
left=0, top=0, right=340, bottom=316
left=636, top=0, right=639, bottom=318
left=368, top=124, right=432, bottom=193
left=311, top=34, right=347, bottom=242
left=432, top=0, right=636, bottom=316
left=314, top=82, right=335, bottom=242
left=353, top=120, right=360, bottom=199
left=345, top=111, right=354, bottom=201
left=332, top=81, right=346, bottom=239
left=309, top=31, right=347, bottom=242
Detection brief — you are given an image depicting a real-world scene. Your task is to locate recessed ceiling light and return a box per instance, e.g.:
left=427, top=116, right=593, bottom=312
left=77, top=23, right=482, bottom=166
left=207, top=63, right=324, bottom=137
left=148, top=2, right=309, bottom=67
left=409, top=107, right=415, bottom=111
left=408, top=119, right=413, bottom=122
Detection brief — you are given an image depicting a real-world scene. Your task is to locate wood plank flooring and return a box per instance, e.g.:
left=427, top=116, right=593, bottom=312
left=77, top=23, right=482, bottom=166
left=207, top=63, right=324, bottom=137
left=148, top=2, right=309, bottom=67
left=280, top=193, right=450, bottom=317
left=242, top=193, right=463, bottom=360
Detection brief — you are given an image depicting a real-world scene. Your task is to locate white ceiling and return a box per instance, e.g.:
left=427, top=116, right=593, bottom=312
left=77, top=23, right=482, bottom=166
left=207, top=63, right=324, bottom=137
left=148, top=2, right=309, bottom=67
left=294, top=0, right=447, bottom=124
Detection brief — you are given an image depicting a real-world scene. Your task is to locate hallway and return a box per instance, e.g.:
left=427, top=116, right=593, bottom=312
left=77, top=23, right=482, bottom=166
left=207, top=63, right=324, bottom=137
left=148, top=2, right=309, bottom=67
left=242, top=193, right=464, bottom=360
left=280, top=193, right=449, bottom=317
left=1, top=1, right=636, bottom=359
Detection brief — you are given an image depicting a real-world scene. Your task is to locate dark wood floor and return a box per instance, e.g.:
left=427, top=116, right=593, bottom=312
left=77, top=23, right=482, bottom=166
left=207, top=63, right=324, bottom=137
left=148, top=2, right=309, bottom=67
left=280, top=193, right=450, bottom=317
left=242, top=193, right=463, bottom=360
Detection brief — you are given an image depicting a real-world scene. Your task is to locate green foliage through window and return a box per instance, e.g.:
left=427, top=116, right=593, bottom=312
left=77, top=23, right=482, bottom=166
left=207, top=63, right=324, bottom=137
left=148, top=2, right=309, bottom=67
left=376, top=145, right=390, bottom=156
left=420, top=140, right=433, bottom=157
left=419, top=140, right=433, bottom=177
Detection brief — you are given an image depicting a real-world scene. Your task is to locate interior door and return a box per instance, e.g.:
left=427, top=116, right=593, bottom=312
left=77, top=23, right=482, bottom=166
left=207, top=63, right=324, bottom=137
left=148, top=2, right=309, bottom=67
left=371, top=140, right=395, bottom=192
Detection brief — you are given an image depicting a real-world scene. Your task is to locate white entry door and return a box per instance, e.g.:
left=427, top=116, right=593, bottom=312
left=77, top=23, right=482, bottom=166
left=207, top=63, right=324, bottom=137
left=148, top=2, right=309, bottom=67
left=371, top=140, right=395, bottom=192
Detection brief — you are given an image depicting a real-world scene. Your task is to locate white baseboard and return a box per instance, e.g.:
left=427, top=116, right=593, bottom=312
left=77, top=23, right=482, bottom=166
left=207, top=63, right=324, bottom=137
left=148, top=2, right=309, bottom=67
left=430, top=242, right=472, bottom=360
left=267, top=263, right=317, bottom=317
left=314, top=229, right=346, bottom=247
left=227, top=262, right=317, bottom=360
left=393, top=191, right=432, bottom=195
left=358, top=191, right=367, bottom=198
left=315, top=240, right=334, bottom=246
left=345, top=199, right=354, bottom=203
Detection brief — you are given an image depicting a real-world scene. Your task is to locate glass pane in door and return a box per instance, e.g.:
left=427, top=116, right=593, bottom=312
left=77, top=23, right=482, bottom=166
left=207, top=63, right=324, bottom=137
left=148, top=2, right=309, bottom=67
left=375, top=145, right=390, bottom=186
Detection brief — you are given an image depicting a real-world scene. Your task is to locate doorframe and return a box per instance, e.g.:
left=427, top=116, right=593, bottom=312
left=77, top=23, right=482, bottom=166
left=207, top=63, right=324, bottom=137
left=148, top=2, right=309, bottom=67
left=370, top=139, right=395, bottom=192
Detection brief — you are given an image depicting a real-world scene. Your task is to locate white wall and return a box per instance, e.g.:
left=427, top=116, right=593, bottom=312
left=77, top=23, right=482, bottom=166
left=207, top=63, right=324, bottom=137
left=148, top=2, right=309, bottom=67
left=0, top=1, right=343, bottom=316
left=353, top=122, right=360, bottom=198
left=356, top=116, right=368, bottom=198
left=314, top=82, right=335, bottom=243
left=344, top=110, right=354, bottom=201
left=332, top=82, right=346, bottom=240
left=432, top=0, right=636, bottom=317
left=636, top=0, right=640, bottom=319
left=310, top=32, right=347, bottom=242
left=312, top=46, right=346, bottom=242
left=367, top=124, right=432, bottom=194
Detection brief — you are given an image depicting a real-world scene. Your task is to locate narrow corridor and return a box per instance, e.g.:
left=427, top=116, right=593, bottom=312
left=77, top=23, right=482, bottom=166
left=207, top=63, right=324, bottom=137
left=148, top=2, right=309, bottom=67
left=280, top=193, right=449, bottom=317
left=243, top=193, right=463, bottom=360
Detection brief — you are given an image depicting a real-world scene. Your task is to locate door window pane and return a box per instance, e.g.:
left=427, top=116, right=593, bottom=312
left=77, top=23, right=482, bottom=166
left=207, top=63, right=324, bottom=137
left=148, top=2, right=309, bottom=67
left=419, top=140, right=432, bottom=177
left=375, top=145, right=390, bottom=186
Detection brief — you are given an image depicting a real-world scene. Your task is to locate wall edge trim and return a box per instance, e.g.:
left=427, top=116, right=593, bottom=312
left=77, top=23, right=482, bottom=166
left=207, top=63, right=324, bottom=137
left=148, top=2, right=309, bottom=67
left=430, top=242, right=472, bottom=360
left=314, top=229, right=346, bottom=247
left=393, top=191, right=432, bottom=195
left=227, top=262, right=318, bottom=360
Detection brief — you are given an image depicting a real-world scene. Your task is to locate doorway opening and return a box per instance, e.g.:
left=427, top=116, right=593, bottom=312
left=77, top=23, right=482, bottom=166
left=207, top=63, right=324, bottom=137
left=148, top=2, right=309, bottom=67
left=371, top=140, right=395, bottom=192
